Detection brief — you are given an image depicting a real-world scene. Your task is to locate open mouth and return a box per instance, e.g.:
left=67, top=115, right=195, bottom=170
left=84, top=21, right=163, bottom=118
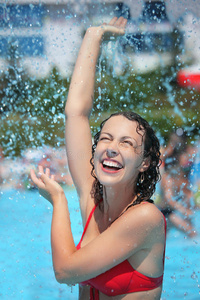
left=101, top=159, right=123, bottom=172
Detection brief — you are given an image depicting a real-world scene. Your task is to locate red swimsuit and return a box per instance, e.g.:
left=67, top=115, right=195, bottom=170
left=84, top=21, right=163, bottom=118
left=76, top=202, right=166, bottom=300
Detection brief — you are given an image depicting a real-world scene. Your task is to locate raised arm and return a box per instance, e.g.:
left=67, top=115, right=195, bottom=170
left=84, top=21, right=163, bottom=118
left=65, top=17, right=127, bottom=218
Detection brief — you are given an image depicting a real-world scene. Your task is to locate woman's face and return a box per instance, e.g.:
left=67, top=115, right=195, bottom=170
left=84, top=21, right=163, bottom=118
left=94, top=115, right=147, bottom=189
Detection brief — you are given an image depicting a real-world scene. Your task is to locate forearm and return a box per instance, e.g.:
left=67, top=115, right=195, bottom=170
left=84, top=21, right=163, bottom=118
left=51, top=192, right=76, bottom=280
left=65, top=27, right=104, bottom=117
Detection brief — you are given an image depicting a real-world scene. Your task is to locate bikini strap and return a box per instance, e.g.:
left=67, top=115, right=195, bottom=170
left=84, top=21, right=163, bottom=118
left=162, top=215, right=167, bottom=267
left=79, top=202, right=99, bottom=244
left=90, top=287, right=99, bottom=300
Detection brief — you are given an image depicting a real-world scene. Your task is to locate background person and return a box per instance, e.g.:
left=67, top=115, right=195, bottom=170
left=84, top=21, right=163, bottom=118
left=159, top=130, right=196, bottom=237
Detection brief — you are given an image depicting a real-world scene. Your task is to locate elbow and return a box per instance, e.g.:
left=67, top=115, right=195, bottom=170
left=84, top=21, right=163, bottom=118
left=64, top=106, right=80, bottom=119
left=55, top=272, right=64, bottom=284
left=55, top=272, right=67, bottom=284
left=54, top=269, right=76, bottom=285
left=64, top=99, right=78, bottom=117
left=65, top=107, right=90, bottom=119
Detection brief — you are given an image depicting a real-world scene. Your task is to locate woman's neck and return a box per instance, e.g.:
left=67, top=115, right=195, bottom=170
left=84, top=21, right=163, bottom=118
left=102, top=185, right=136, bottom=224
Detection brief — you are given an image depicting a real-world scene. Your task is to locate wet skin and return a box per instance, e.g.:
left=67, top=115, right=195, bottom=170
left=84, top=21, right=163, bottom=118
left=94, top=115, right=147, bottom=191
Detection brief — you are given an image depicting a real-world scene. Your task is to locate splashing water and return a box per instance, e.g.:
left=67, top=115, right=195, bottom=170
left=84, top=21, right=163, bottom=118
left=0, top=1, right=200, bottom=299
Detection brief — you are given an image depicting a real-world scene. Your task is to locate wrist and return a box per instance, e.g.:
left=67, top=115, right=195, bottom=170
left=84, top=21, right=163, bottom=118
left=52, top=190, right=66, bottom=206
left=86, top=26, right=104, bottom=43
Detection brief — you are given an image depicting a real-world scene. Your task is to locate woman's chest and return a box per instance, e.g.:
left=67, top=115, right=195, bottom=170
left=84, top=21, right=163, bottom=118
left=81, top=211, right=109, bottom=248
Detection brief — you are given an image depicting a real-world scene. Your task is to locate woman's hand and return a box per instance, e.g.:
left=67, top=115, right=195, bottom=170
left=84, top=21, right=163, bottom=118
left=88, top=16, right=127, bottom=42
left=101, top=16, right=127, bottom=40
left=30, top=165, right=64, bottom=205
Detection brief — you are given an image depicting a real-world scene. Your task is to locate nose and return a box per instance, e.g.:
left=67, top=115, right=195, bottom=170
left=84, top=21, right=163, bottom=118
left=106, top=142, right=119, bottom=158
left=106, top=148, right=118, bottom=158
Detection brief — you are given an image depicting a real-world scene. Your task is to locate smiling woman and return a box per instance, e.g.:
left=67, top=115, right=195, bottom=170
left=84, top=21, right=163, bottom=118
left=31, top=17, right=166, bottom=300
left=91, top=111, right=161, bottom=207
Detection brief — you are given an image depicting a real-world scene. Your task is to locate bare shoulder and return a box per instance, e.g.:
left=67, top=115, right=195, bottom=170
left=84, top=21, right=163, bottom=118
left=109, top=202, right=165, bottom=253
left=139, top=202, right=164, bottom=222
left=119, top=202, right=165, bottom=237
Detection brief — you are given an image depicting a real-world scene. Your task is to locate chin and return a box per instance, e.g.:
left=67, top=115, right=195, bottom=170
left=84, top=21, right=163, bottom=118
left=97, top=173, right=123, bottom=188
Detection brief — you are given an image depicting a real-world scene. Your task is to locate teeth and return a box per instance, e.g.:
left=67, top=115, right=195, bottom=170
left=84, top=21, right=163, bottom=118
left=103, top=160, right=122, bottom=169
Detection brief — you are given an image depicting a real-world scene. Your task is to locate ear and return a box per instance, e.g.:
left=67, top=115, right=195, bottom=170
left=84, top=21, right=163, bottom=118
left=139, top=157, right=150, bottom=172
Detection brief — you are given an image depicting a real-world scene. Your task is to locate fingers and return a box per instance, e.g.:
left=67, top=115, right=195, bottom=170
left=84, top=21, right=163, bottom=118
left=31, top=165, right=53, bottom=186
left=30, top=169, right=37, bottom=183
left=109, top=16, right=127, bottom=29
left=30, top=169, right=45, bottom=188
left=115, top=16, right=127, bottom=28
left=38, top=165, right=44, bottom=174
left=45, top=168, right=50, bottom=177
left=30, top=164, right=59, bottom=198
left=39, top=170, right=51, bottom=184
left=121, top=17, right=128, bottom=29
left=38, top=165, right=51, bottom=179
left=109, top=17, right=118, bottom=26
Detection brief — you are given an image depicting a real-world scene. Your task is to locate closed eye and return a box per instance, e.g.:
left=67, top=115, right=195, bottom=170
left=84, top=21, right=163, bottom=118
left=121, top=139, right=139, bottom=148
left=123, top=140, right=133, bottom=146
left=99, top=137, right=111, bottom=141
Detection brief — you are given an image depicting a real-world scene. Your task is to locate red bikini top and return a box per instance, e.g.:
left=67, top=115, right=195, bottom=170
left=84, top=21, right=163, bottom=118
left=76, top=202, right=166, bottom=297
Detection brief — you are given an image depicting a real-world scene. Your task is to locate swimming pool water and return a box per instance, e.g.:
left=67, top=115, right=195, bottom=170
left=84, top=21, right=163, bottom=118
left=0, top=188, right=200, bottom=299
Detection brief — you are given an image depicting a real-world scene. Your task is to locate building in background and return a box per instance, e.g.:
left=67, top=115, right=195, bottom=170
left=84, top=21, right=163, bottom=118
left=0, top=0, right=199, bottom=78
left=0, top=1, right=84, bottom=78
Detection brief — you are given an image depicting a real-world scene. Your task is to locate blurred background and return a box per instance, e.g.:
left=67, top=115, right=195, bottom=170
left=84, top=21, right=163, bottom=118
left=0, top=0, right=199, bottom=199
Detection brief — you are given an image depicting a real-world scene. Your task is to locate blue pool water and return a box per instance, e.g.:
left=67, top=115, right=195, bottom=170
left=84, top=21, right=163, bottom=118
left=0, top=188, right=200, bottom=300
